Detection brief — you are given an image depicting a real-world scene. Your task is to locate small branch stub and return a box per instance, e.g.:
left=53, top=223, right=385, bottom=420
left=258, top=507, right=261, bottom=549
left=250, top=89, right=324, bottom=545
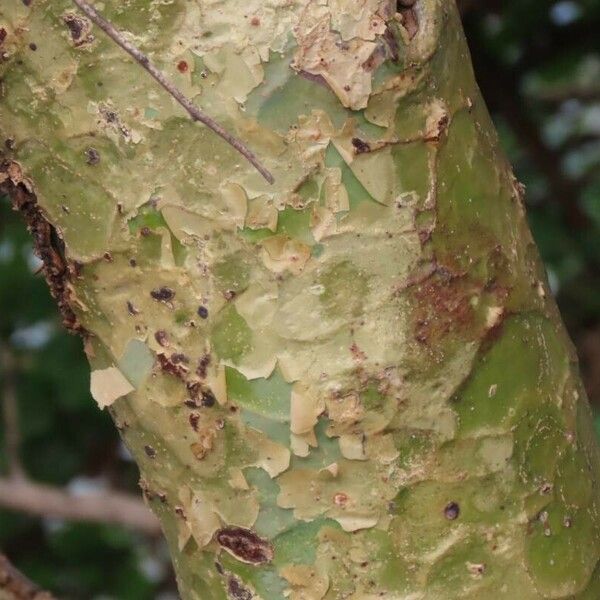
left=70, top=0, right=274, bottom=184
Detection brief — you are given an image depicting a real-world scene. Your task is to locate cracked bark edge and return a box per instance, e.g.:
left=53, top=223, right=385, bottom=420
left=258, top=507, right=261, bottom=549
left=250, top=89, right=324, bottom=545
left=0, top=160, right=86, bottom=336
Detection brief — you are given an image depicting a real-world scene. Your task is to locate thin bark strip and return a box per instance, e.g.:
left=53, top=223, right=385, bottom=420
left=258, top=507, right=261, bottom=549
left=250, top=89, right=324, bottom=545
left=1, top=0, right=600, bottom=598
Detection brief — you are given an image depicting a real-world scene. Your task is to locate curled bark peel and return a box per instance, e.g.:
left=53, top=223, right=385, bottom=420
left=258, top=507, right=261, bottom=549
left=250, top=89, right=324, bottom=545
left=1, top=0, right=600, bottom=598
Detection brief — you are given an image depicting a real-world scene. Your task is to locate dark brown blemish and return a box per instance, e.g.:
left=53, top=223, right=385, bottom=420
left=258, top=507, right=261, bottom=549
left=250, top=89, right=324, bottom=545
left=189, top=413, right=200, bottom=431
left=444, top=501, right=460, bottom=520
left=177, top=60, right=188, bottom=73
left=215, top=527, right=274, bottom=565
left=63, top=14, right=94, bottom=47
left=126, top=300, right=139, bottom=316
left=85, top=147, right=100, bottom=165
left=171, top=353, right=189, bottom=364
left=186, top=382, right=216, bottom=407
left=196, top=353, right=211, bottom=379
left=0, top=29, right=7, bottom=46
left=150, top=286, right=175, bottom=302
left=351, top=137, right=371, bottom=155
left=28, top=42, right=37, bottom=51
left=197, top=305, right=209, bottom=319
left=157, top=353, right=189, bottom=379
left=154, top=330, right=169, bottom=347
left=144, top=445, right=156, bottom=459
left=201, top=389, right=216, bottom=407
left=227, top=576, right=253, bottom=600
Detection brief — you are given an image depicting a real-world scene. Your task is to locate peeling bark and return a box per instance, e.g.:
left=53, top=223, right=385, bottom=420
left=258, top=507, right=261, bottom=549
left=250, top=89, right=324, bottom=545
left=1, top=0, right=600, bottom=598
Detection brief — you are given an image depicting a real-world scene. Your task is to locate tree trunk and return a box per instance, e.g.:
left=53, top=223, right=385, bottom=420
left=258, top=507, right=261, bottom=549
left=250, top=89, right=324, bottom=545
left=2, top=0, right=600, bottom=598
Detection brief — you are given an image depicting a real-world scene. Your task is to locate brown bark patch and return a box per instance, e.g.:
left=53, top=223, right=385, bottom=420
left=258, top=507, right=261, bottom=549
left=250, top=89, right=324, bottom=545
left=411, top=266, right=475, bottom=345
left=227, top=576, right=253, bottom=600
left=215, top=527, right=274, bottom=565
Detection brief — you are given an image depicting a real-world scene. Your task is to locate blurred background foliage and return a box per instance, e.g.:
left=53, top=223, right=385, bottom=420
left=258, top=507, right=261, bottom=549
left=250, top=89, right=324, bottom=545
left=1, top=0, right=599, bottom=597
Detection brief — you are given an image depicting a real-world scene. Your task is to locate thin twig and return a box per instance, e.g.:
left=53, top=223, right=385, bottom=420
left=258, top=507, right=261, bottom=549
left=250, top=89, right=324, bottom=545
left=0, top=553, right=54, bottom=600
left=0, top=478, right=161, bottom=535
left=0, top=343, right=25, bottom=481
left=70, top=0, right=274, bottom=184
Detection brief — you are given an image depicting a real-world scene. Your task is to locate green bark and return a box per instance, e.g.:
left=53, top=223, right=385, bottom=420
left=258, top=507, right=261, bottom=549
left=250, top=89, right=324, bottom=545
left=1, top=0, right=600, bottom=598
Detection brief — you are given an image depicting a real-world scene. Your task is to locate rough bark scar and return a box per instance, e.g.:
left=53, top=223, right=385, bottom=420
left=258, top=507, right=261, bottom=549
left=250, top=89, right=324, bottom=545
left=1, top=160, right=85, bottom=335
left=227, top=576, right=253, bottom=600
left=215, top=527, right=274, bottom=565
left=397, top=0, right=419, bottom=40
left=62, top=13, right=95, bottom=48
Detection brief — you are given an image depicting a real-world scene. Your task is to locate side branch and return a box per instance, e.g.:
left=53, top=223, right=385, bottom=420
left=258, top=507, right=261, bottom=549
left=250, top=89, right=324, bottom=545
left=70, top=0, right=274, bottom=184
left=0, top=554, right=54, bottom=600
left=0, top=478, right=161, bottom=535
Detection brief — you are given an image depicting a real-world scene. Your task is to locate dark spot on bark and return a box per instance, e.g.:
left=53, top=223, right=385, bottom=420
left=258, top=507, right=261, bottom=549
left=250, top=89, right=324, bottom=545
left=177, top=60, right=188, bottom=73
left=140, top=226, right=151, bottom=237
left=187, top=381, right=201, bottom=404
left=397, top=0, right=416, bottom=7
left=28, top=42, right=37, bottom=51
left=126, top=300, right=139, bottom=316
left=189, top=413, right=200, bottom=431
left=22, top=0, right=33, bottom=6
left=150, top=287, right=175, bottom=302
left=103, top=251, right=113, bottom=262
left=129, top=258, right=137, bottom=267
left=63, top=14, right=86, bottom=43
left=171, top=353, right=189, bottom=364
left=223, top=290, right=237, bottom=301
left=144, top=445, right=156, bottom=458
left=157, top=353, right=188, bottom=379
left=174, top=506, right=185, bottom=518
left=0, top=29, right=6, bottom=46
left=85, top=147, right=100, bottom=165
left=1, top=162, right=85, bottom=334
left=201, top=389, right=216, bottom=407
left=197, top=305, right=209, bottom=319
left=215, top=527, right=274, bottom=565
left=196, top=354, right=211, bottom=379
left=157, top=492, right=167, bottom=503
left=227, top=577, right=253, bottom=600
left=351, top=137, right=371, bottom=154
left=4, top=138, right=15, bottom=150
left=154, top=330, right=169, bottom=347
left=444, top=501, right=460, bottom=520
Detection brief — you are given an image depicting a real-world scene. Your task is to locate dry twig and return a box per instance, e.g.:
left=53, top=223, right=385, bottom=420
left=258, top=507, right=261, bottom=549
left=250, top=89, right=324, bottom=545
left=0, top=478, right=161, bottom=535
